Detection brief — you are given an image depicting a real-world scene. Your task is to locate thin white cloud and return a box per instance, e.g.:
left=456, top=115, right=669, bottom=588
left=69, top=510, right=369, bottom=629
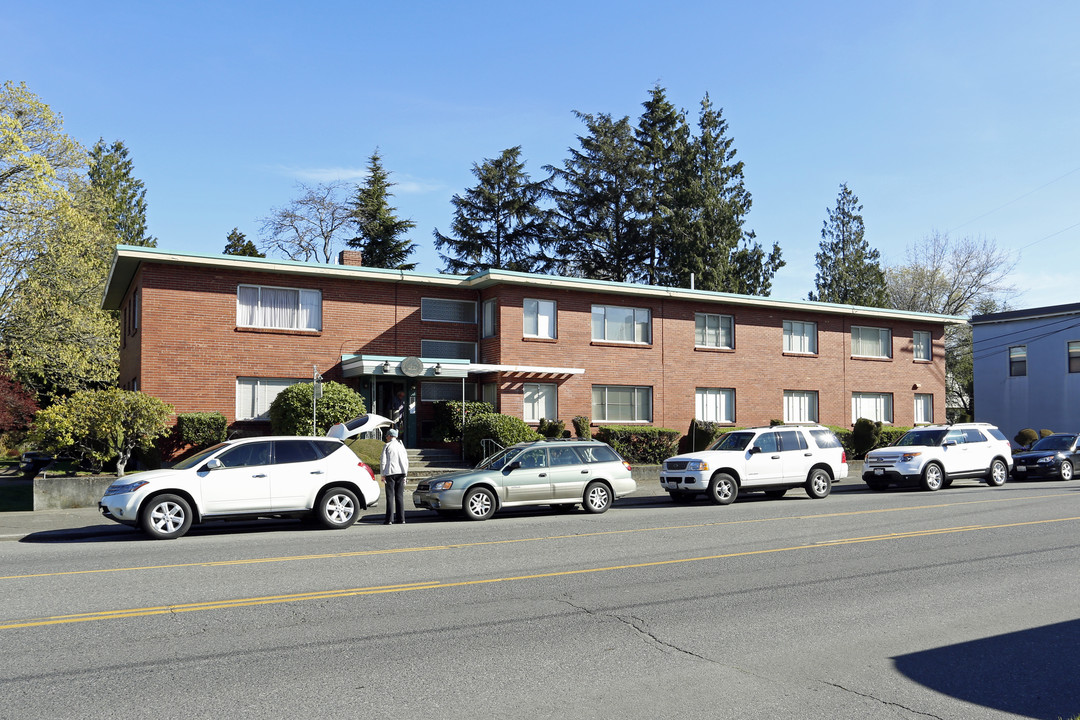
left=268, top=165, right=443, bottom=194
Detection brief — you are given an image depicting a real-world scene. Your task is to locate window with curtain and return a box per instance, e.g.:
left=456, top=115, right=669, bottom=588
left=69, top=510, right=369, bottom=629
left=524, top=299, right=556, bottom=339
left=592, top=385, right=652, bottom=422
left=481, top=299, right=497, bottom=338
left=695, top=313, right=734, bottom=349
left=913, top=331, right=931, bottom=361
left=852, top=326, right=892, bottom=358
left=852, top=392, right=893, bottom=423
left=591, top=305, right=651, bottom=343
left=783, top=320, right=817, bottom=354
left=237, top=285, right=321, bottom=331
left=695, top=388, right=734, bottom=423
left=236, top=377, right=305, bottom=420
left=914, top=394, right=933, bottom=424
left=523, top=383, right=557, bottom=422
left=783, top=390, right=818, bottom=423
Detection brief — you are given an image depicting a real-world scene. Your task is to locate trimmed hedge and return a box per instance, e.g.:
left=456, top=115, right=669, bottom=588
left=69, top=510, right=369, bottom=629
left=175, top=412, right=227, bottom=449
left=462, top=414, right=541, bottom=463
left=595, top=425, right=680, bottom=465
left=432, top=401, right=496, bottom=442
left=687, top=420, right=741, bottom=452
left=537, top=418, right=566, bottom=438
left=268, top=381, right=366, bottom=435
left=826, top=423, right=915, bottom=459
left=1015, top=428, right=1038, bottom=448
left=572, top=416, right=591, bottom=439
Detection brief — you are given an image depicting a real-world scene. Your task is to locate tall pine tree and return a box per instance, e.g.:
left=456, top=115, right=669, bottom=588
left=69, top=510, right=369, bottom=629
left=809, top=183, right=887, bottom=306
left=347, top=150, right=417, bottom=270
left=88, top=139, right=156, bottom=247
left=223, top=228, right=264, bottom=257
left=434, top=146, right=548, bottom=274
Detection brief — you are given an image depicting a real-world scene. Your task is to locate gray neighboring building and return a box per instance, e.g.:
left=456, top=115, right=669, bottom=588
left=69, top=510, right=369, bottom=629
left=972, top=302, right=1080, bottom=443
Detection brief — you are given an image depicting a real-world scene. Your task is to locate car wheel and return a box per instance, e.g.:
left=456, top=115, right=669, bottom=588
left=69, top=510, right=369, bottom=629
left=707, top=473, right=737, bottom=505
left=1060, top=461, right=1073, bottom=481
left=669, top=491, right=697, bottom=504
left=316, top=487, right=360, bottom=529
left=463, top=487, right=496, bottom=521
left=986, top=459, right=1008, bottom=487
left=942, top=478, right=954, bottom=488
left=764, top=488, right=787, bottom=499
left=921, top=463, right=944, bottom=491
left=582, top=481, right=612, bottom=514
left=140, top=494, right=193, bottom=540
left=866, top=479, right=888, bottom=492
left=805, top=469, right=832, bottom=499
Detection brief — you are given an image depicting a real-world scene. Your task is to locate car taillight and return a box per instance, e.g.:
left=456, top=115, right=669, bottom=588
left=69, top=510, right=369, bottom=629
left=622, top=460, right=632, bottom=471
left=358, top=461, right=374, bottom=481
left=841, top=451, right=847, bottom=464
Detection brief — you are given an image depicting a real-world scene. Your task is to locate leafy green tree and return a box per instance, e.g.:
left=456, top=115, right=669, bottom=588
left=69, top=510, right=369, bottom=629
left=223, top=227, right=264, bottom=257
left=29, top=388, right=173, bottom=476
left=88, top=139, right=156, bottom=247
left=434, top=146, right=549, bottom=274
left=545, top=113, right=645, bottom=281
left=268, top=380, right=366, bottom=435
left=347, top=150, right=417, bottom=270
left=809, top=183, right=887, bottom=306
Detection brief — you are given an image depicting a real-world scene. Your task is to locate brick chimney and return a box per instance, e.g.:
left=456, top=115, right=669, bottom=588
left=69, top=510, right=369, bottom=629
left=338, top=250, right=363, bottom=266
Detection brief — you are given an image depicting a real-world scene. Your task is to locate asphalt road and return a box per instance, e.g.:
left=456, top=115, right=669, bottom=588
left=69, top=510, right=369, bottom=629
left=2, top=480, right=1079, bottom=720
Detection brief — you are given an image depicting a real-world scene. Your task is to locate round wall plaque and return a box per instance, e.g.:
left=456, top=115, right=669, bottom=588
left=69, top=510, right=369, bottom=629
left=399, top=356, right=425, bottom=377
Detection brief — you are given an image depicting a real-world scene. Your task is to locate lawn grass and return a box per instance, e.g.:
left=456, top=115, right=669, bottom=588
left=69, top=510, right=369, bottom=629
left=347, top=438, right=385, bottom=472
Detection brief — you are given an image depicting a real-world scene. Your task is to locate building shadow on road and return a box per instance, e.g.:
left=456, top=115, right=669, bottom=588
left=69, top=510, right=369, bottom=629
left=893, top=618, right=1080, bottom=719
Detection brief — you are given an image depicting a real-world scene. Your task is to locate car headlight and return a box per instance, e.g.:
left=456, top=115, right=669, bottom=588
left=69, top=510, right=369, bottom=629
left=686, top=460, right=710, bottom=471
left=430, top=480, right=454, bottom=491
left=900, top=452, right=922, bottom=463
left=1036, top=456, right=1056, bottom=465
left=103, top=480, right=149, bottom=497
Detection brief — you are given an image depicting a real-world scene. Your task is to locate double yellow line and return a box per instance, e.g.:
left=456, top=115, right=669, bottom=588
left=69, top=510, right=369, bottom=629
left=4, top=512, right=1079, bottom=630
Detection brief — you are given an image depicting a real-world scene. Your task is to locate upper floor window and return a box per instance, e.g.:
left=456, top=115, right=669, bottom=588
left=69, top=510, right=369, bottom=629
left=913, top=330, right=931, bottom=361
left=524, top=299, right=556, bottom=339
left=852, top=326, right=891, bottom=358
left=592, top=305, right=651, bottom=344
left=421, top=339, right=477, bottom=362
left=237, top=285, right=321, bottom=331
left=695, top=313, right=734, bottom=349
left=852, top=392, right=893, bottom=423
left=421, top=297, right=476, bottom=324
left=1069, top=341, right=1080, bottom=373
left=1009, top=345, right=1027, bottom=377
left=481, top=299, right=497, bottom=337
left=783, top=320, right=817, bottom=354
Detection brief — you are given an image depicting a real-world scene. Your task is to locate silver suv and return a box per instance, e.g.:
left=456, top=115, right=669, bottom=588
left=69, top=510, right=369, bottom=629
left=660, top=425, right=848, bottom=505
left=862, top=423, right=1012, bottom=491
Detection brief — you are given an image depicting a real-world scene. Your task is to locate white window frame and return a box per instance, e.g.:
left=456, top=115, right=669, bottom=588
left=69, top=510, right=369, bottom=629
left=783, top=320, right=817, bottom=354
left=481, top=299, right=497, bottom=338
left=237, top=284, right=322, bottom=331
left=913, top=330, right=931, bottom=362
left=523, top=298, right=557, bottom=339
left=852, top=325, right=892, bottom=359
left=695, top=313, right=734, bottom=349
left=695, top=388, right=735, bottom=423
left=592, top=385, right=652, bottom=423
left=852, top=392, right=893, bottom=424
left=236, top=377, right=305, bottom=421
left=523, top=383, right=558, bottom=423
left=783, top=390, right=819, bottom=423
left=592, top=305, right=651, bottom=344
left=421, top=297, right=477, bottom=324
left=914, top=393, right=933, bottom=424
left=420, top=339, right=477, bottom=362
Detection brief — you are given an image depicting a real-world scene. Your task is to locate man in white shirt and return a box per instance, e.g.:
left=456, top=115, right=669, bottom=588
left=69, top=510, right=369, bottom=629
left=380, top=428, right=409, bottom=525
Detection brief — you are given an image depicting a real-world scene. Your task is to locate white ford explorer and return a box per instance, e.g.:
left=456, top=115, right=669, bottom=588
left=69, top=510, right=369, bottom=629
left=862, top=423, right=1012, bottom=491
left=660, top=425, right=848, bottom=505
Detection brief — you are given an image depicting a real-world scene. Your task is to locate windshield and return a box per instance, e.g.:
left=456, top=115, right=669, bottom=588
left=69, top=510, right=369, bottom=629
left=476, top=447, right=520, bottom=471
left=709, top=432, right=754, bottom=452
left=1030, top=435, right=1077, bottom=451
left=894, top=430, right=948, bottom=447
left=171, top=443, right=227, bottom=470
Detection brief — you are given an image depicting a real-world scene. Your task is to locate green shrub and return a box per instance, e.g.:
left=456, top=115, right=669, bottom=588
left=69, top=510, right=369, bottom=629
left=268, top=381, right=365, bottom=436
left=462, top=414, right=541, bottom=463
left=176, top=412, right=227, bottom=449
left=537, top=418, right=566, bottom=438
left=432, top=400, right=496, bottom=442
left=851, top=418, right=883, bottom=459
left=595, top=425, right=680, bottom=465
left=1040, top=428, right=1054, bottom=438
left=825, top=426, right=855, bottom=457
left=878, top=426, right=914, bottom=448
left=769, top=418, right=783, bottom=426
left=688, top=420, right=733, bottom=452
left=1014, top=428, right=1038, bottom=448
left=572, top=416, right=591, bottom=439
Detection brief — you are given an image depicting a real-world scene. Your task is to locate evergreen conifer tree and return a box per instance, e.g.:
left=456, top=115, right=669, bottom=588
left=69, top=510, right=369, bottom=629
left=223, top=228, right=264, bottom=257
left=809, top=183, right=887, bottom=306
left=347, top=150, right=417, bottom=270
left=88, top=139, right=156, bottom=247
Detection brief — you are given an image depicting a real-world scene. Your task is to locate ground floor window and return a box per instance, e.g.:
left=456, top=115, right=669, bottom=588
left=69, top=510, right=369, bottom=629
left=592, top=385, right=652, bottom=422
left=783, top=390, right=818, bottom=423
left=852, top=392, right=893, bottom=424
left=695, top=388, right=734, bottom=423
left=236, top=377, right=305, bottom=420
left=523, top=383, right=557, bottom=423
left=420, top=381, right=477, bottom=402
left=481, top=382, right=497, bottom=409
left=914, top=393, right=933, bottom=424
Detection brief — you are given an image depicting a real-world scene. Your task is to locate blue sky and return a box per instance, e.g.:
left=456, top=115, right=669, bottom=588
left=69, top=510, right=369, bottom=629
left=6, top=1, right=1079, bottom=310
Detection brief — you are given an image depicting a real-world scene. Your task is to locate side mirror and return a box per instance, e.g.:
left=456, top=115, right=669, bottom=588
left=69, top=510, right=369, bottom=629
left=205, top=458, right=224, bottom=471
left=506, top=461, right=522, bottom=471
left=943, top=440, right=956, bottom=447
left=749, top=446, right=761, bottom=454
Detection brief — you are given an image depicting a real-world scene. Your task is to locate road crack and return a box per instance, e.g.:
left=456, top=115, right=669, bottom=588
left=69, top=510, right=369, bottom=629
left=558, top=599, right=717, bottom=663
left=823, top=681, right=945, bottom=719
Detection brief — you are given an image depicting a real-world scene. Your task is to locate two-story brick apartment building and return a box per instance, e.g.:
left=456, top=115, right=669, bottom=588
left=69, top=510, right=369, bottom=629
left=103, top=245, right=961, bottom=448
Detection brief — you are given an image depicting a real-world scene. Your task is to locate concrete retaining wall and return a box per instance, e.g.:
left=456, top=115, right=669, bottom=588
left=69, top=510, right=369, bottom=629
left=34, top=475, right=115, bottom=511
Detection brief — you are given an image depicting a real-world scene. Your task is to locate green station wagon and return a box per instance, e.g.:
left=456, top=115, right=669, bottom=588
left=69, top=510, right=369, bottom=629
left=412, top=439, right=636, bottom=520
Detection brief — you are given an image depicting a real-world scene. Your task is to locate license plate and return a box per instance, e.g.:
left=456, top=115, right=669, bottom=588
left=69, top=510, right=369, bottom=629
left=1016, top=465, right=1026, bottom=472
left=874, top=468, right=884, bottom=475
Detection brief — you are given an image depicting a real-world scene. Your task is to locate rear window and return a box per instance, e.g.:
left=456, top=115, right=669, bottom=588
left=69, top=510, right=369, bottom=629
left=579, top=445, right=620, bottom=463
left=777, top=430, right=807, bottom=451
left=962, top=428, right=987, bottom=444
left=986, top=428, right=1008, bottom=443
left=808, top=429, right=841, bottom=449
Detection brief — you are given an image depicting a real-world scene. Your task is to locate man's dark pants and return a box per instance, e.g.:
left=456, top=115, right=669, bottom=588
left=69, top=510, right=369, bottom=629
left=383, top=474, right=406, bottom=524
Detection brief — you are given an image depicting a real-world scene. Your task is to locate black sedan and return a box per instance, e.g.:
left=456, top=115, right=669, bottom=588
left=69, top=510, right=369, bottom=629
left=1012, top=433, right=1080, bottom=481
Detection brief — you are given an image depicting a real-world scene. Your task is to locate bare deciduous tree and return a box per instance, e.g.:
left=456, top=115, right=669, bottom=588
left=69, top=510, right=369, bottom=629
left=260, top=182, right=352, bottom=263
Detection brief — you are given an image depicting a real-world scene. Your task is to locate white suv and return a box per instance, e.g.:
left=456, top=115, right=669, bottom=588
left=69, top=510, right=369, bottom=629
left=100, top=436, right=381, bottom=539
left=660, top=425, right=848, bottom=505
left=862, top=423, right=1012, bottom=492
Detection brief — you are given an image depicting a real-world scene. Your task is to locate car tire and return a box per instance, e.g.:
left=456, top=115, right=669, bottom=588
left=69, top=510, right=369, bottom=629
left=582, top=481, right=612, bottom=514
left=140, top=494, right=193, bottom=540
left=805, top=469, right=832, bottom=499
left=866, top=479, right=888, bottom=492
left=1060, top=461, right=1073, bottom=481
left=669, top=491, right=697, bottom=504
left=707, top=473, right=737, bottom=505
left=463, top=487, right=496, bottom=521
left=764, top=488, right=787, bottom=499
left=316, top=487, right=360, bottom=529
left=986, top=459, right=1008, bottom=487
left=942, top=478, right=954, bottom=488
left=921, top=463, right=945, bottom=491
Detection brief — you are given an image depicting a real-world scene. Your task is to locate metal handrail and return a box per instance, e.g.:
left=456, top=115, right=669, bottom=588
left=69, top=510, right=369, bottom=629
left=480, top=438, right=505, bottom=462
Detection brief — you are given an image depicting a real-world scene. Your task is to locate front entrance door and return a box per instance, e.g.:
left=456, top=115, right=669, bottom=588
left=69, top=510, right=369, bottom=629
left=375, top=380, right=415, bottom=446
